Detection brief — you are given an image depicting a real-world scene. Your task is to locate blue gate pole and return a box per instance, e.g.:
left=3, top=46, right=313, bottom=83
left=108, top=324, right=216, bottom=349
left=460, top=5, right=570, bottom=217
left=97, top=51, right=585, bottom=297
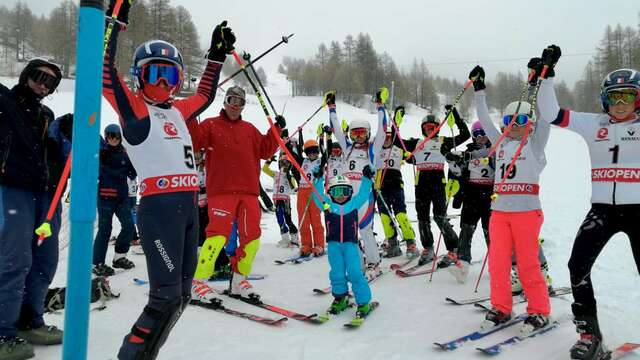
left=62, top=1, right=104, bottom=359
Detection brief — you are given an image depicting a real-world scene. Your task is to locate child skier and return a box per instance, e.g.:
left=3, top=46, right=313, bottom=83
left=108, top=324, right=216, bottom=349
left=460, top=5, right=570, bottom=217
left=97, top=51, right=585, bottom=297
left=535, top=45, right=640, bottom=359
left=101, top=0, right=235, bottom=356
left=470, top=65, right=552, bottom=335
left=311, top=166, right=377, bottom=319
left=262, top=152, right=299, bottom=248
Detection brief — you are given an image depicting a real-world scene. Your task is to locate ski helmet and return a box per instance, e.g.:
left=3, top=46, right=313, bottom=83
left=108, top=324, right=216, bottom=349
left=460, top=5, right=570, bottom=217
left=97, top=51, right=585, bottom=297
left=328, top=175, right=353, bottom=199
left=19, top=58, right=62, bottom=97
left=503, top=101, right=532, bottom=116
left=349, top=119, right=370, bottom=141
left=599, top=68, right=640, bottom=114
left=224, top=86, right=246, bottom=107
left=303, top=139, right=319, bottom=151
left=330, top=142, right=342, bottom=157
left=421, top=114, right=438, bottom=136
left=471, top=121, right=486, bottom=138
left=131, top=40, right=184, bottom=102
left=104, top=124, right=122, bottom=141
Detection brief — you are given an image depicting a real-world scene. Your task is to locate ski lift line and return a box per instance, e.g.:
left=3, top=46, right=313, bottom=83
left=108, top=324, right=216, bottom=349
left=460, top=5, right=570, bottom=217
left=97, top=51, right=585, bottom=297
left=424, top=52, right=595, bottom=67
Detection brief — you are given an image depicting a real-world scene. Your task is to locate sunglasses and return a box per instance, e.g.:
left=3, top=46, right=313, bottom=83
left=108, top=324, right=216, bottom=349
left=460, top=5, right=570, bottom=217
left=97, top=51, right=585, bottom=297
left=350, top=128, right=368, bottom=137
left=225, top=95, right=246, bottom=107
left=472, top=129, right=486, bottom=138
left=329, top=185, right=353, bottom=198
left=330, top=147, right=342, bottom=157
left=502, top=114, right=530, bottom=127
left=141, top=63, right=182, bottom=86
left=30, top=69, right=59, bottom=90
left=606, top=89, right=638, bottom=106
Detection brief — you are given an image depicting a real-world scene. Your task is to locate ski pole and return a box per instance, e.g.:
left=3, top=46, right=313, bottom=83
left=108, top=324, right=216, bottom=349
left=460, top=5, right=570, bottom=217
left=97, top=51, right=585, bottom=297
left=230, top=50, right=325, bottom=203
left=375, top=189, right=404, bottom=242
left=218, top=34, right=293, bottom=88
left=287, top=105, right=324, bottom=140
left=243, top=52, right=279, bottom=116
left=407, top=80, right=472, bottom=159
left=37, top=0, right=128, bottom=246
left=474, top=250, right=489, bottom=293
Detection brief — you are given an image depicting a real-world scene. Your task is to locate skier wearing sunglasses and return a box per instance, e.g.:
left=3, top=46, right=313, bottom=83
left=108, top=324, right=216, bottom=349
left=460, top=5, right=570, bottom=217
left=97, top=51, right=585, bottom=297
left=101, top=0, right=237, bottom=357
left=535, top=44, right=640, bottom=360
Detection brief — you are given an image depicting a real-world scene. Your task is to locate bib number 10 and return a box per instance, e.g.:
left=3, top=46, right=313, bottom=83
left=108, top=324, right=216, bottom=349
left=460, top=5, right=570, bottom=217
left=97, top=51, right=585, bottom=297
left=499, top=163, right=516, bottom=179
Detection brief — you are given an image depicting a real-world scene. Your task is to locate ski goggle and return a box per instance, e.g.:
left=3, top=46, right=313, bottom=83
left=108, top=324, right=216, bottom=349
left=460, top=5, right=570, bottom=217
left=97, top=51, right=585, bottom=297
left=304, top=146, right=319, bottom=155
left=502, top=114, right=530, bottom=127
left=225, top=95, right=246, bottom=107
left=350, top=128, right=368, bottom=137
left=329, top=185, right=353, bottom=198
left=330, top=147, right=342, bottom=157
left=141, top=63, right=182, bottom=86
left=472, top=129, right=486, bottom=138
left=29, top=69, right=59, bottom=90
left=605, top=89, right=638, bottom=105
left=422, top=122, right=438, bottom=133
left=385, top=133, right=393, bottom=142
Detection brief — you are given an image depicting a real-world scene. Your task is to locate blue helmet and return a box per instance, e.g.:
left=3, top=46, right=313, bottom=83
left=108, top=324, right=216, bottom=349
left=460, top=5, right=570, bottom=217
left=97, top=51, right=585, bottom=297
left=104, top=123, right=121, bottom=137
left=131, top=39, right=184, bottom=92
left=600, top=68, right=640, bottom=113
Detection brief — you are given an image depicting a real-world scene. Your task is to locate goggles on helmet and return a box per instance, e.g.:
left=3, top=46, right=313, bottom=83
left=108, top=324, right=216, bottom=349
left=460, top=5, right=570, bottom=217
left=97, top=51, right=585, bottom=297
left=304, top=146, right=319, bottom=155
left=472, top=129, right=486, bottom=138
left=225, top=95, right=246, bottom=107
left=605, top=88, right=638, bottom=106
left=422, top=122, right=438, bottom=133
left=350, top=128, right=368, bottom=137
left=329, top=185, right=353, bottom=198
left=502, top=114, right=530, bottom=127
left=330, top=147, right=342, bottom=157
left=141, top=63, right=182, bottom=87
left=29, top=69, right=59, bottom=89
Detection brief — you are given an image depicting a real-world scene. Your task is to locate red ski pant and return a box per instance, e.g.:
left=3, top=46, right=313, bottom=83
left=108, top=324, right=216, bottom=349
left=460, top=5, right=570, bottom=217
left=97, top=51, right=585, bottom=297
left=206, top=194, right=261, bottom=273
left=297, top=188, right=325, bottom=252
left=489, top=210, right=550, bottom=315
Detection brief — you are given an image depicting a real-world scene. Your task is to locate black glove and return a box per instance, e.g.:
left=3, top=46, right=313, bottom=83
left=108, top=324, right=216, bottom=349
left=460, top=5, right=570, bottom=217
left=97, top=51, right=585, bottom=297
left=324, top=91, right=336, bottom=106
left=452, top=193, right=463, bottom=209
left=445, top=104, right=463, bottom=124
left=207, top=21, right=236, bottom=62
left=445, top=151, right=470, bottom=163
left=280, top=128, right=289, bottom=139
left=541, top=44, right=561, bottom=78
left=275, top=115, right=286, bottom=129
left=58, top=113, right=73, bottom=141
left=323, top=125, right=333, bottom=135
left=362, top=165, right=375, bottom=179
left=107, top=0, right=132, bottom=25
left=469, top=65, right=486, bottom=91
left=527, top=57, right=545, bottom=85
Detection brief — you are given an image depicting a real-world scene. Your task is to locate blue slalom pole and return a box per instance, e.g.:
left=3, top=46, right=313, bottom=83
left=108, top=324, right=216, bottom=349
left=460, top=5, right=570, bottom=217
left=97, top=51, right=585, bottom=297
left=62, top=1, right=104, bottom=359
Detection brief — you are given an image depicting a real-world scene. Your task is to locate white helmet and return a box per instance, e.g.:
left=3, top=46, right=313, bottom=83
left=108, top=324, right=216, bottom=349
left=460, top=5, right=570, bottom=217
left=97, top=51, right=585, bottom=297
left=328, top=175, right=353, bottom=198
left=503, top=101, right=532, bottom=116
left=349, top=119, right=370, bottom=140
left=329, top=175, right=351, bottom=189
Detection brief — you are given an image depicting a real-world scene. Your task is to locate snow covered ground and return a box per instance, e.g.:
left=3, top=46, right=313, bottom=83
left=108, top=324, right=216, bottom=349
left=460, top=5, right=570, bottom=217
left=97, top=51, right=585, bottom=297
left=3, top=69, right=638, bottom=359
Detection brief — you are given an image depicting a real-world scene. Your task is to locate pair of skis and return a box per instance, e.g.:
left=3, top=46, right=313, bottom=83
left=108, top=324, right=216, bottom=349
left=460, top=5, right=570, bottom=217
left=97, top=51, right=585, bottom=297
left=312, top=265, right=387, bottom=295
left=274, top=253, right=320, bottom=265
left=445, top=286, right=571, bottom=306
left=315, top=301, right=380, bottom=328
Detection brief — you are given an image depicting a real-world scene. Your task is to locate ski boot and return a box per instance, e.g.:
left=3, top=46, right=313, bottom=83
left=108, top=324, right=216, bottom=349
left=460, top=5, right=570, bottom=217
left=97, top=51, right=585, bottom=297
left=520, top=314, right=550, bottom=335
left=229, top=273, right=261, bottom=303
left=365, top=262, right=383, bottom=281
left=355, top=303, right=372, bottom=319
left=300, top=245, right=312, bottom=257
left=511, top=265, right=523, bottom=294
left=191, top=279, right=222, bottom=306
left=480, top=308, right=513, bottom=330
left=570, top=304, right=604, bottom=360
left=541, top=262, right=555, bottom=294
left=437, top=251, right=459, bottom=269
left=312, top=246, right=325, bottom=256
left=405, top=239, right=419, bottom=259
left=277, top=232, right=290, bottom=248
left=417, top=247, right=434, bottom=266
left=328, top=295, right=350, bottom=315
left=112, top=253, right=135, bottom=270
left=289, top=232, right=300, bottom=247
left=92, top=263, right=115, bottom=277
left=0, top=336, right=34, bottom=360
left=382, top=237, right=402, bottom=258
left=448, top=259, right=470, bottom=284
left=17, top=325, right=63, bottom=345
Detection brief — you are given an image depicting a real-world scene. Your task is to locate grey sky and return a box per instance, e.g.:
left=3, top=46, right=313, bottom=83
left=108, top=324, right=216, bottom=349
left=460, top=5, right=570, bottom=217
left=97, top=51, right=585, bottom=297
left=3, top=0, right=639, bottom=84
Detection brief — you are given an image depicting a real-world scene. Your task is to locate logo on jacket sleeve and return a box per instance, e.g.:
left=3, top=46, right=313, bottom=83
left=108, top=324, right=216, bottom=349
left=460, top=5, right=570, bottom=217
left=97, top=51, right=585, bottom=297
left=163, top=121, right=179, bottom=137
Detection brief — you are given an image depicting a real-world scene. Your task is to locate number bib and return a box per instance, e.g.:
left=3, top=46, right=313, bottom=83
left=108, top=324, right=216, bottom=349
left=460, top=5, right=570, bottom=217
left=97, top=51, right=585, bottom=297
left=123, top=104, right=199, bottom=197
left=299, top=158, right=322, bottom=189
left=493, top=140, right=543, bottom=195
left=327, top=156, right=346, bottom=182
left=414, top=139, right=446, bottom=171
left=468, top=149, right=494, bottom=185
left=377, top=146, right=403, bottom=171
left=344, top=146, right=372, bottom=182
left=273, top=171, right=293, bottom=200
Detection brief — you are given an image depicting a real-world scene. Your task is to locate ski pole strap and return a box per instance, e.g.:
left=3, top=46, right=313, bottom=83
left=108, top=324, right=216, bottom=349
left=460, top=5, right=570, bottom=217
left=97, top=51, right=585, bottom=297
left=37, top=152, right=72, bottom=245
left=103, top=0, right=124, bottom=55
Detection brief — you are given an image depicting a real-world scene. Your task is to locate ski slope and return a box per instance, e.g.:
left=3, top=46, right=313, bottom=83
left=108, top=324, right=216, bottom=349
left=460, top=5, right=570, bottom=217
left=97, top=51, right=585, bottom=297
left=3, top=70, right=638, bottom=359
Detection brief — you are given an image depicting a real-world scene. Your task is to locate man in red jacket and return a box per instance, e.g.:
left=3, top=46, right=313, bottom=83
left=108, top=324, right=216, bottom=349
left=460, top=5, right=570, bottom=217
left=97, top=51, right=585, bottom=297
left=189, top=86, right=284, bottom=300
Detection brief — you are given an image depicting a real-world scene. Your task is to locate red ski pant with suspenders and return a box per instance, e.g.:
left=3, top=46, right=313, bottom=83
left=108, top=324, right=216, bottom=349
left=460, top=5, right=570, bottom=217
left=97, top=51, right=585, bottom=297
left=488, top=210, right=550, bottom=315
left=297, top=187, right=325, bottom=253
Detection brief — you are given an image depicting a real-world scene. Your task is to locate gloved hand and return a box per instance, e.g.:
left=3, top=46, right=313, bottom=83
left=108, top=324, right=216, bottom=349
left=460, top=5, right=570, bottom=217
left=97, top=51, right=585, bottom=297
left=324, top=91, right=336, bottom=106
left=445, top=179, right=460, bottom=199
left=445, top=150, right=470, bottom=163
left=445, top=104, right=463, bottom=126
left=375, top=87, right=389, bottom=104
left=107, top=0, right=132, bottom=25
left=323, top=125, right=333, bottom=135
left=394, top=106, right=405, bottom=126
left=280, top=128, right=289, bottom=139
left=541, top=44, right=561, bottom=78
left=317, top=123, right=324, bottom=137
left=341, top=119, right=348, bottom=133
left=312, top=166, right=323, bottom=179
left=207, top=21, right=236, bottom=62
left=362, top=165, right=375, bottom=179
left=526, top=57, right=544, bottom=85
left=275, top=115, right=286, bottom=129
left=469, top=65, right=486, bottom=91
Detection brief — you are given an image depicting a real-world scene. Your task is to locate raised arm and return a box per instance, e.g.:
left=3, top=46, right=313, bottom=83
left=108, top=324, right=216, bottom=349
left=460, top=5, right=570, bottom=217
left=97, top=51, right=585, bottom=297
left=474, top=91, right=501, bottom=144
left=371, top=104, right=388, bottom=168
left=341, top=177, right=373, bottom=213
left=325, top=92, right=348, bottom=151
left=441, top=105, right=471, bottom=153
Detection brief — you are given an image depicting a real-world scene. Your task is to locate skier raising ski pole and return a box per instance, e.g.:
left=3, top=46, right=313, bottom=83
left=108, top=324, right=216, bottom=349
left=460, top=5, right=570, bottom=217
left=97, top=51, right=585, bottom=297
left=101, top=0, right=236, bottom=356
left=535, top=44, right=640, bottom=360
left=470, top=63, right=553, bottom=336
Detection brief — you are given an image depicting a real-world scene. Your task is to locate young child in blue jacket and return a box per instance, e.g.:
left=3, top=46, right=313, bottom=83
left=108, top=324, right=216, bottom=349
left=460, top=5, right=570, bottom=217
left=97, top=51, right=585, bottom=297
left=311, top=165, right=376, bottom=318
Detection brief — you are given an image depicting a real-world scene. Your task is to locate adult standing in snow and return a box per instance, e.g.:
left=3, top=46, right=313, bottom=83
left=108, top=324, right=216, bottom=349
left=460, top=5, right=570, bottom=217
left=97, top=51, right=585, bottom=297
left=189, top=85, right=285, bottom=300
left=403, top=106, right=470, bottom=267
left=535, top=45, right=640, bottom=360
left=470, top=64, right=552, bottom=335
left=326, top=90, right=387, bottom=279
left=92, top=124, right=137, bottom=277
left=0, top=58, right=67, bottom=360
left=101, top=0, right=235, bottom=356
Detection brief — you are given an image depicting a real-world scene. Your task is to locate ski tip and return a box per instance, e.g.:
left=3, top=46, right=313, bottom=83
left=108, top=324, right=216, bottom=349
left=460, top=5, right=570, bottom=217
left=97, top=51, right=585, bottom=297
left=476, top=347, right=500, bottom=356
left=444, top=297, right=459, bottom=305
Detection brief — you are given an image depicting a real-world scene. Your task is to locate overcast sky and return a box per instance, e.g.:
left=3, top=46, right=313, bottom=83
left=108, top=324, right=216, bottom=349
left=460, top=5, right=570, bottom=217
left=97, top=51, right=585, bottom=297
left=4, top=0, right=639, bottom=84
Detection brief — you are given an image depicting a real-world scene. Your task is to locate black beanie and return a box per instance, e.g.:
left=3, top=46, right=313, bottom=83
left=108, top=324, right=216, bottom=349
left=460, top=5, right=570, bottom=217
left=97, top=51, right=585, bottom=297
left=19, top=58, right=63, bottom=94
